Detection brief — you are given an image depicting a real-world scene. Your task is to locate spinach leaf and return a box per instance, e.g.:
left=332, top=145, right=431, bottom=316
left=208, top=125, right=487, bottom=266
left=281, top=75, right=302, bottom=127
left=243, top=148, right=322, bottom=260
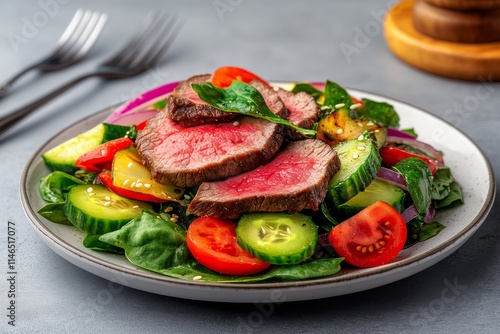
left=83, top=234, right=124, bottom=254
left=291, top=82, right=324, bottom=101
left=99, top=211, right=343, bottom=283
left=392, top=158, right=432, bottom=215
left=99, top=211, right=190, bottom=271
left=191, top=81, right=316, bottom=138
left=431, top=167, right=453, bottom=200
left=39, top=171, right=85, bottom=203
left=160, top=258, right=344, bottom=283
left=152, top=98, right=167, bottom=110
left=322, top=81, right=354, bottom=118
left=417, top=221, right=446, bottom=242
left=360, top=99, right=400, bottom=128
left=435, top=181, right=463, bottom=209
left=37, top=202, right=70, bottom=224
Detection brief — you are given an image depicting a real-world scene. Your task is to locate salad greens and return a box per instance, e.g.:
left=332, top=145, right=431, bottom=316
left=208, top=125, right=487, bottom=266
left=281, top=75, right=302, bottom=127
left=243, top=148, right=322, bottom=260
left=99, top=211, right=343, bottom=282
left=35, top=76, right=465, bottom=282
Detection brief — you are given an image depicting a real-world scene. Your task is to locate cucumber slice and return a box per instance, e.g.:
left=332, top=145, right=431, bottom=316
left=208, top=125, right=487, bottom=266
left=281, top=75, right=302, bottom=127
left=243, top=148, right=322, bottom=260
left=42, top=123, right=136, bottom=173
left=328, top=133, right=382, bottom=206
left=236, top=213, right=318, bottom=265
left=64, top=184, right=152, bottom=235
left=336, top=178, right=406, bottom=218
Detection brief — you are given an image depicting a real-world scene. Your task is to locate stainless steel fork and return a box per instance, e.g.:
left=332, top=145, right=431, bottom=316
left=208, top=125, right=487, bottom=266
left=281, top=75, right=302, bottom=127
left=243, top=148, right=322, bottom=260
left=0, top=12, right=183, bottom=138
left=0, top=9, right=108, bottom=96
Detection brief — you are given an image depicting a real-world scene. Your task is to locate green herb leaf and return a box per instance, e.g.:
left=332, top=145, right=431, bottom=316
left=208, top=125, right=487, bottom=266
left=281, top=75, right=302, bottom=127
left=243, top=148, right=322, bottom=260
left=360, top=99, right=400, bottom=128
left=191, top=81, right=316, bottom=138
left=435, top=181, right=463, bottom=209
left=83, top=234, right=124, bottom=254
left=291, top=83, right=324, bottom=101
left=37, top=203, right=70, bottom=224
left=392, top=158, right=432, bottom=214
left=152, top=98, right=167, bottom=110
left=431, top=167, right=453, bottom=200
left=39, top=171, right=85, bottom=203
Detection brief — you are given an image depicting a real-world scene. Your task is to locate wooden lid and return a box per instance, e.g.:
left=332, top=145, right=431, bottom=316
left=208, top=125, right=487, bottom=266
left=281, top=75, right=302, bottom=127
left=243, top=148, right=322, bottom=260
left=384, top=0, right=500, bottom=81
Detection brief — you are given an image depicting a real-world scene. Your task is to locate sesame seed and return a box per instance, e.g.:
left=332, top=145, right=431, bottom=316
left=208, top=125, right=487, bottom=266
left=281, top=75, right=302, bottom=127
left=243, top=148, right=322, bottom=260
left=131, top=182, right=136, bottom=188
left=101, top=149, right=106, bottom=156
left=144, top=183, right=152, bottom=188
left=89, top=193, right=95, bottom=196
left=336, top=128, right=343, bottom=135
left=357, top=146, right=366, bottom=151
left=272, top=86, right=279, bottom=91
left=184, top=194, right=191, bottom=200
left=357, top=122, right=364, bottom=127
left=87, top=187, right=94, bottom=193
left=193, top=275, right=202, bottom=281
left=103, top=201, right=111, bottom=206
left=374, top=129, right=380, bottom=133
left=164, top=207, right=173, bottom=213
left=335, top=103, right=345, bottom=109
left=350, top=103, right=362, bottom=110
left=104, top=196, right=111, bottom=201
left=172, top=214, right=179, bottom=219
left=132, top=205, right=139, bottom=209
left=320, top=105, right=331, bottom=111
left=352, top=154, right=359, bottom=159
left=135, top=182, right=143, bottom=188
left=367, top=121, right=374, bottom=126
left=357, top=135, right=365, bottom=141
left=170, top=217, right=178, bottom=223
left=233, top=121, right=240, bottom=126
left=123, top=179, right=130, bottom=186
left=127, top=162, right=133, bottom=168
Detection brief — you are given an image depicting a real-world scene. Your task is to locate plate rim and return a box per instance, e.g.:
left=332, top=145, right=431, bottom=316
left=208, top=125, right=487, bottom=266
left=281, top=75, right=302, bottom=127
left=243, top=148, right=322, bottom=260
left=20, top=85, right=496, bottom=301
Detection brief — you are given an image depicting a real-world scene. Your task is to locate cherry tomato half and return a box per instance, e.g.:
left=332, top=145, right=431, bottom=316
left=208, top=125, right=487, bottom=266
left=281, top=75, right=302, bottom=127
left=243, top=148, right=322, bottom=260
left=98, top=171, right=167, bottom=203
left=379, top=146, right=438, bottom=175
left=329, top=201, right=407, bottom=268
left=75, top=137, right=134, bottom=173
left=210, top=66, right=271, bottom=88
left=186, top=216, right=271, bottom=275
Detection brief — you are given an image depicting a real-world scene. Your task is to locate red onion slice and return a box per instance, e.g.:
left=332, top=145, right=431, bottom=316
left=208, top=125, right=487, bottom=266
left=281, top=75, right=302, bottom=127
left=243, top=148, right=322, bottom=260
left=376, top=167, right=408, bottom=191
left=385, top=135, right=445, bottom=167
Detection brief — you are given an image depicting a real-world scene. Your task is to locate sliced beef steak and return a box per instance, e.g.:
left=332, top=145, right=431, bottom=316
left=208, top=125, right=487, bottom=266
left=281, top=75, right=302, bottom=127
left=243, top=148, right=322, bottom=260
left=136, top=113, right=285, bottom=187
left=165, top=74, right=237, bottom=127
left=188, top=139, right=340, bottom=219
left=277, top=88, right=320, bottom=141
left=165, top=75, right=287, bottom=127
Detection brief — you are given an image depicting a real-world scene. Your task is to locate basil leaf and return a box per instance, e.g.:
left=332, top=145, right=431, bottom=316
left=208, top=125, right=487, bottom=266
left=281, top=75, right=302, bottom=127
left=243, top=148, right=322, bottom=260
left=83, top=234, right=124, bottom=254
left=435, top=181, right=463, bottom=209
left=392, top=158, right=432, bottom=214
left=191, top=81, right=316, bottom=138
left=359, top=99, right=400, bottom=128
left=431, top=167, right=453, bottom=200
left=323, top=81, right=353, bottom=109
left=417, top=221, right=445, bottom=242
left=39, top=171, right=85, bottom=203
left=152, top=98, right=167, bottom=110
left=37, top=203, right=70, bottom=224
left=291, top=83, right=324, bottom=101
left=99, top=211, right=190, bottom=271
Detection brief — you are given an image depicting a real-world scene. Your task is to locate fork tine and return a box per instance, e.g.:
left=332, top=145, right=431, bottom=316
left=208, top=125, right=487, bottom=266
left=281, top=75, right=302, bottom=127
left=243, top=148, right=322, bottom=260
left=52, top=9, right=85, bottom=50
left=53, top=10, right=94, bottom=56
left=60, top=12, right=108, bottom=62
left=138, top=16, right=184, bottom=68
left=102, top=11, right=162, bottom=67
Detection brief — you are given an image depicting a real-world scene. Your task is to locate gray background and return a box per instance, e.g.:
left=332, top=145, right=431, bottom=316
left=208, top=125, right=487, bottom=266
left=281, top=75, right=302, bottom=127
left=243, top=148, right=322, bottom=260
left=1, top=0, right=499, bottom=333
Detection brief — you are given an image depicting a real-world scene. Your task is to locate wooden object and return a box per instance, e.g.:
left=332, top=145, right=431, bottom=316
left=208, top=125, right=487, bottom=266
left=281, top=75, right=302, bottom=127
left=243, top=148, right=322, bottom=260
left=384, top=0, right=500, bottom=81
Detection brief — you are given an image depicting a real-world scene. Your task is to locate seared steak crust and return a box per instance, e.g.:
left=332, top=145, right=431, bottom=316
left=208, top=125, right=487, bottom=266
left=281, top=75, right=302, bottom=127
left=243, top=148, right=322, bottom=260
left=136, top=112, right=285, bottom=187
left=165, top=74, right=237, bottom=127
left=277, top=88, right=320, bottom=141
left=188, top=139, right=340, bottom=219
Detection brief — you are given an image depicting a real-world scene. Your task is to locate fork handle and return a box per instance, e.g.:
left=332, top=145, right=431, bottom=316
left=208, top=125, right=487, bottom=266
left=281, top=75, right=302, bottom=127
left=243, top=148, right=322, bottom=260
left=0, top=73, right=96, bottom=137
left=0, top=62, right=43, bottom=97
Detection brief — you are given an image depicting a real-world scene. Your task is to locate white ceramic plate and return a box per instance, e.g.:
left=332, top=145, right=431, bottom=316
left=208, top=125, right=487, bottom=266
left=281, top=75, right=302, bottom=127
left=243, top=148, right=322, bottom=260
left=21, top=87, right=495, bottom=303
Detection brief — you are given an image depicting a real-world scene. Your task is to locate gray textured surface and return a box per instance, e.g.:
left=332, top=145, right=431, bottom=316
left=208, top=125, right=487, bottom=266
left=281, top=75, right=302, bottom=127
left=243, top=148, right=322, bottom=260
left=0, top=0, right=499, bottom=333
